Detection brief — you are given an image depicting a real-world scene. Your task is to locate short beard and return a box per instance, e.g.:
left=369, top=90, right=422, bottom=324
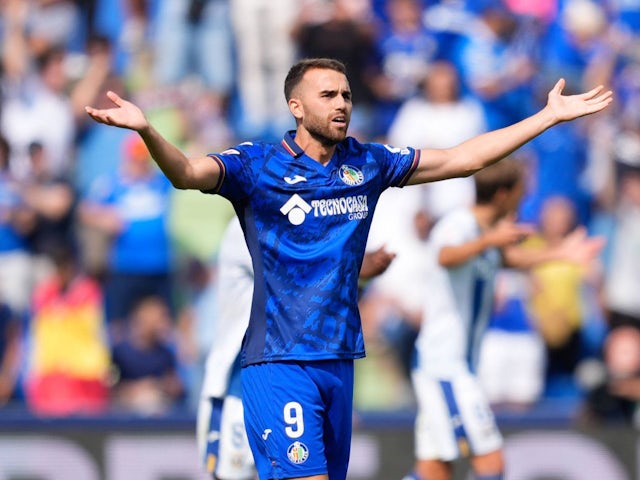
left=305, top=119, right=347, bottom=147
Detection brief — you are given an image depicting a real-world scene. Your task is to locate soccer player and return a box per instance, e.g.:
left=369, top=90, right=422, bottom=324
left=196, top=215, right=394, bottom=480
left=85, top=57, right=611, bottom=480
left=196, top=215, right=255, bottom=480
left=404, top=159, right=604, bottom=480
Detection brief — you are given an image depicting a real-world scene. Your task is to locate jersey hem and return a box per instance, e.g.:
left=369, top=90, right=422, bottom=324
left=241, top=351, right=366, bottom=367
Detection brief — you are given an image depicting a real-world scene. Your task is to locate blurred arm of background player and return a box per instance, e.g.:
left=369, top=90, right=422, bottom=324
left=438, top=218, right=604, bottom=270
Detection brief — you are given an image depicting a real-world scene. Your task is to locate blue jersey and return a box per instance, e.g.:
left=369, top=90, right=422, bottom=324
left=207, top=132, right=419, bottom=365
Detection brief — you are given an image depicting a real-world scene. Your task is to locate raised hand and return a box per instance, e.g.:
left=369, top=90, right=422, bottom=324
left=557, top=226, right=606, bottom=267
left=84, top=91, right=149, bottom=132
left=546, top=78, right=613, bottom=123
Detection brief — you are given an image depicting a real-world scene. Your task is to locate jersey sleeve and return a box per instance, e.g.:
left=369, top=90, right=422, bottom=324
left=368, top=143, right=420, bottom=188
left=203, top=143, right=261, bottom=202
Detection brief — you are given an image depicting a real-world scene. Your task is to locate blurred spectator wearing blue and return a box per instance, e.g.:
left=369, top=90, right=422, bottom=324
left=151, top=0, right=235, bottom=149
left=370, top=0, right=440, bottom=137
left=20, top=141, right=76, bottom=284
left=0, top=302, right=22, bottom=407
left=519, top=3, right=608, bottom=228
left=91, top=0, right=160, bottom=75
left=110, top=296, right=185, bottom=416
left=152, top=0, right=234, bottom=95
left=21, top=0, right=85, bottom=54
left=538, top=0, right=609, bottom=96
left=229, top=0, right=299, bottom=142
left=0, top=136, right=34, bottom=317
left=78, top=133, right=174, bottom=337
left=450, top=0, right=537, bottom=130
left=518, top=115, right=595, bottom=227
left=73, top=35, right=131, bottom=198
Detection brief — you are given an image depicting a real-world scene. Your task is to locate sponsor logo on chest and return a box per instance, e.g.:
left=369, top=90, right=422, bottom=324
left=279, top=165, right=368, bottom=225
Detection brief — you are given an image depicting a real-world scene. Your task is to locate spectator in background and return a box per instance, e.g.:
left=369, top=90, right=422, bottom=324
left=90, top=0, right=154, bottom=76
left=583, top=325, right=640, bottom=426
left=292, top=0, right=382, bottom=140
left=518, top=86, right=600, bottom=227
left=71, top=36, right=135, bottom=279
left=539, top=0, right=608, bottom=96
left=153, top=0, right=234, bottom=93
left=387, top=60, right=485, bottom=220
left=1, top=3, right=76, bottom=179
left=0, top=136, right=34, bottom=316
left=229, top=0, right=299, bottom=141
left=110, top=295, right=185, bottom=416
left=78, top=133, right=174, bottom=337
left=452, top=0, right=537, bottom=130
left=72, top=35, right=132, bottom=198
left=524, top=195, right=601, bottom=395
left=370, top=0, right=439, bottom=136
left=604, top=163, right=640, bottom=333
left=22, top=0, right=84, bottom=55
left=152, top=0, right=235, bottom=150
left=24, top=242, right=110, bottom=417
left=0, top=302, right=22, bottom=407
left=20, top=141, right=76, bottom=283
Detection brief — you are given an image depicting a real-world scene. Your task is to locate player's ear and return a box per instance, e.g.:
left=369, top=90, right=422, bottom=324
left=288, top=98, right=303, bottom=120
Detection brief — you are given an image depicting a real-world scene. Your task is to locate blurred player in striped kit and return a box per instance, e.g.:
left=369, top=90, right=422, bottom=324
left=404, top=159, right=604, bottom=480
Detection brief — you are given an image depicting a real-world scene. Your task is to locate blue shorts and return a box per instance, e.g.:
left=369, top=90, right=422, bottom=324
left=242, top=359, right=354, bottom=480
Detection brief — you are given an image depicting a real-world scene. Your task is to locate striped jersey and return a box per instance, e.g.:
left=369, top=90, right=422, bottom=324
left=415, top=208, right=501, bottom=377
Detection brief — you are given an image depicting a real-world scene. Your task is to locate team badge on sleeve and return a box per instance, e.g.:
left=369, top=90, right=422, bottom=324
left=286, top=441, right=309, bottom=464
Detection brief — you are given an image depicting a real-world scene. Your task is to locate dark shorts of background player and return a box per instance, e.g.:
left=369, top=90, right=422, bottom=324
left=242, top=359, right=354, bottom=480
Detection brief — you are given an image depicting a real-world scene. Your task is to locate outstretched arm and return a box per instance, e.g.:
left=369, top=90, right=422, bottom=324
left=407, top=79, right=613, bottom=185
left=85, top=91, right=221, bottom=190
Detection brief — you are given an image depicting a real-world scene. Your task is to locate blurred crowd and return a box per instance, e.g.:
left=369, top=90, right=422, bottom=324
left=0, top=0, right=639, bottom=426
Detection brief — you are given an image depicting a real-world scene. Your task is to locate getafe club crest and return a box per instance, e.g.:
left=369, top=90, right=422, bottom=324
left=287, top=441, right=309, bottom=464
left=339, top=165, right=364, bottom=186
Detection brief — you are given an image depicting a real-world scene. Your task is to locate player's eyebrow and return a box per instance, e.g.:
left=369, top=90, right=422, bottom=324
left=320, top=88, right=352, bottom=99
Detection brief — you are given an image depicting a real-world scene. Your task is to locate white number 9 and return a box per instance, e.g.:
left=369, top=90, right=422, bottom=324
left=284, top=401, right=304, bottom=438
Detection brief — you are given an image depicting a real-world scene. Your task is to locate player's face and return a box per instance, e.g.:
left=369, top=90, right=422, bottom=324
left=292, top=68, right=352, bottom=145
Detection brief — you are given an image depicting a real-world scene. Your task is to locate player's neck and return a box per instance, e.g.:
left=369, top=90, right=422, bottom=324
left=293, top=129, right=337, bottom=166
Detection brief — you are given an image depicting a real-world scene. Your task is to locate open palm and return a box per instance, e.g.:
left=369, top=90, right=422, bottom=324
left=547, top=78, right=613, bottom=123
left=84, top=91, right=149, bottom=131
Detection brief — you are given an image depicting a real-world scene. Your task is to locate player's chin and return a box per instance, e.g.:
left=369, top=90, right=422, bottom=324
left=330, top=124, right=349, bottom=140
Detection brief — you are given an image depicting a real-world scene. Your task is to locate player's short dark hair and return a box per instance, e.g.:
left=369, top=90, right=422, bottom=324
left=284, top=58, right=347, bottom=101
left=474, top=157, right=523, bottom=204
